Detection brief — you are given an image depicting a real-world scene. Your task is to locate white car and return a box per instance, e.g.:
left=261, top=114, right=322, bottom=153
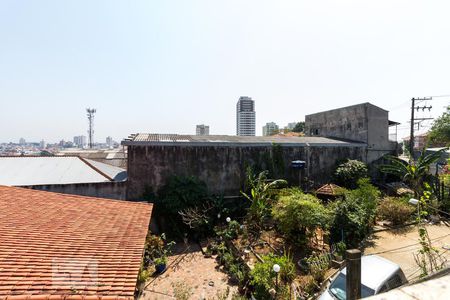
left=319, top=255, right=407, bottom=300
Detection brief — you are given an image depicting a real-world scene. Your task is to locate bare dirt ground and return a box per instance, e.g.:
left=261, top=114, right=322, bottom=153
left=139, top=243, right=237, bottom=300
left=364, top=222, right=450, bottom=281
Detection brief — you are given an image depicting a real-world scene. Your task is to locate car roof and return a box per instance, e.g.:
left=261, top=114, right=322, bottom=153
left=341, top=255, right=400, bottom=290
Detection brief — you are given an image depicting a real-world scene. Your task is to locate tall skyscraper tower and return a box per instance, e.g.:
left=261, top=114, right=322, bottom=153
left=236, top=96, right=255, bottom=136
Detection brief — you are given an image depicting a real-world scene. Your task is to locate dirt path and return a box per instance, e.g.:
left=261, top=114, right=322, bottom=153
left=139, top=243, right=237, bottom=300
left=364, top=223, right=450, bottom=281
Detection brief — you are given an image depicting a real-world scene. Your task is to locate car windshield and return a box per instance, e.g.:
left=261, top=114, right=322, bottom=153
left=329, top=273, right=375, bottom=300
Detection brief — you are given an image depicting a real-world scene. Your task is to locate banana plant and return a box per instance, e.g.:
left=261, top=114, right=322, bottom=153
left=380, top=147, right=447, bottom=196
left=241, top=169, right=287, bottom=229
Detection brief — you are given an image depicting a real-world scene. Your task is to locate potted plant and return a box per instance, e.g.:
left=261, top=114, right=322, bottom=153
left=335, top=241, right=346, bottom=261
left=154, top=256, right=168, bottom=274
left=331, top=241, right=346, bottom=268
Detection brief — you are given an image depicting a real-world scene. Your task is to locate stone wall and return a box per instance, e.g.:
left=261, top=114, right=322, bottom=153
left=126, top=144, right=366, bottom=199
left=22, top=181, right=127, bottom=200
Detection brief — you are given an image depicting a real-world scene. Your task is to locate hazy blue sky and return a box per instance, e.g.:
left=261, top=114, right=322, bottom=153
left=1, top=0, right=449, bottom=143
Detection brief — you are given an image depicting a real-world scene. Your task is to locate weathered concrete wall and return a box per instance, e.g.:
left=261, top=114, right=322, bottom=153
left=367, top=104, right=390, bottom=150
left=305, top=104, right=369, bottom=142
left=22, top=181, right=127, bottom=200
left=126, top=144, right=366, bottom=199
left=305, top=103, right=391, bottom=148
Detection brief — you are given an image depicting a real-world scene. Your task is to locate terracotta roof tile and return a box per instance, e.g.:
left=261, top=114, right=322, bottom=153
left=0, top=186, right=152, bottom=300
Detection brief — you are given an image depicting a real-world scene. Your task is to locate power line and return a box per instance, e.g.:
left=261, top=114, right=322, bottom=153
left=409, top=97, right=433, bottom=154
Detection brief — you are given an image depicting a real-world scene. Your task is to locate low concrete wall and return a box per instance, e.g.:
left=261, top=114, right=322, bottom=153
left=126, top=144, right=366, bottom=199
left=21, top=181, right=127, bottom=200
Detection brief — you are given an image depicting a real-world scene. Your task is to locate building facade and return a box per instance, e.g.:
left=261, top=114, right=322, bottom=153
left=122, top=133, right=366, bottom=199
left=73, top=135, right=87, bottom=148
left=236, top=96, right=256, bottom=136
left=262, top=122, right=279, bottom=136
left=196, top=124, right=210, bottom=136
left=305, top=102, right=398, bottom=161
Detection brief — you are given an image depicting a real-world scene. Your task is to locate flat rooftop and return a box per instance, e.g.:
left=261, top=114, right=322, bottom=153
left=0, top=186, right=152, bottom=299
left=121, top=133, right=366, bottom=147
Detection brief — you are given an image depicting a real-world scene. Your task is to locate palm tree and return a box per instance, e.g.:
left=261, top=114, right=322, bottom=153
left=380, top=147, right=447, bottom=196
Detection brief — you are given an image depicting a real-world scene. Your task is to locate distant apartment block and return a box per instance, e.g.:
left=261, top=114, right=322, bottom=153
left=39, top=140, right=46, bottom=149
left=196, top=124, right=210, bottom=136
left=236, top=96, right=255, bottom=136
left=73, top=135, right=87, bottom=148
left=262, top=122, right=279, bottom=136
left=106, top=136, right=114, bottom=147
left=19, top=138, right=26, bottom=145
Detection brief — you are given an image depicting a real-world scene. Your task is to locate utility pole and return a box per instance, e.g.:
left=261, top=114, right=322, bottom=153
left=86, top=108, right=96, bottom=149
left=409, top=97, right=432, bottom=156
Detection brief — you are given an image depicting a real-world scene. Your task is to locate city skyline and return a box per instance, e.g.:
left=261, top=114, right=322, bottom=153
left=1, top=1, right=449, bottom=143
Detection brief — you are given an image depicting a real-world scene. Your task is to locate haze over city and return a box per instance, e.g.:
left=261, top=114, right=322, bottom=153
left=1, top=0, right=449, bottom=143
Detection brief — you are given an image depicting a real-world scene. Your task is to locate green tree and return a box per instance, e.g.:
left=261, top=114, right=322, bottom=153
left=380, top=148, right=447, bottom=196
left=428, top=106, right=450, bottom=146
left=292, top=121, right=305, bottom=133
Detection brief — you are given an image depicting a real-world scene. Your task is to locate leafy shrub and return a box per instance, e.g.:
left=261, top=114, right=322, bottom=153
left=306, top=254, right=329, bottom=282
left=158, top=176, right=208, bottom=214
left=378, top=197, right=415, bottom=225
left=215, top=220, right=242, bottom=241
left=329, top=179, right=381, bottom=247
left=329, top=197, right=370, bottom=248
left=272, top=192, right=330, bottom=246
left=344, top=178, right=380, bottom=224
left=334, top=159, right=369, bottom=189
left=250, top=253, right=296, bottom=300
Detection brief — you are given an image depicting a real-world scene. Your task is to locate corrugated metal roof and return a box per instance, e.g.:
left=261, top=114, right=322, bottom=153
left=122, top=133, right=366, bottom=147
left=0, top=156, right=127, bottom=186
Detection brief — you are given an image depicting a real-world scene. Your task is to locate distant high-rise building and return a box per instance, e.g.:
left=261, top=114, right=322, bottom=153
left=19, top=138, right=26, bottom=145
left=263, top=122, right=279, bottom=136
left=73, top=136, right=87, bottom=148
left=236, top=96, right=255, bottom=136
left=106, top=136, right=114, bottom=147
left=196, top=124, right=210, bottom=136
left=39, top=140, right=46, bottom=149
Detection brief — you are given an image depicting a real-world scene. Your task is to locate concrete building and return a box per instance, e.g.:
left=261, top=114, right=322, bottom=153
left=196, top=124, right=210, bottom=136
left=236, top=96, right=256, bottom=136
left=305, top=102, right=398, bottom=161
left=19, top=138, right=26, bottom=145
left=106, top=136, right=114, bottom=147
left=122, top=133, right=366, bottom=199
left=262, top=122, right=279, bottom=136
left=73, top=135, right=87, bottom=148
left=39, top=140, right=46, bottom=149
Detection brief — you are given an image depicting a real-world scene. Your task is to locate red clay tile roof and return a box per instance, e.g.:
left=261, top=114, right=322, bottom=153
left=0, top=186, right=152, bottom=300
left=315, top=183, right=343, bottom=196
